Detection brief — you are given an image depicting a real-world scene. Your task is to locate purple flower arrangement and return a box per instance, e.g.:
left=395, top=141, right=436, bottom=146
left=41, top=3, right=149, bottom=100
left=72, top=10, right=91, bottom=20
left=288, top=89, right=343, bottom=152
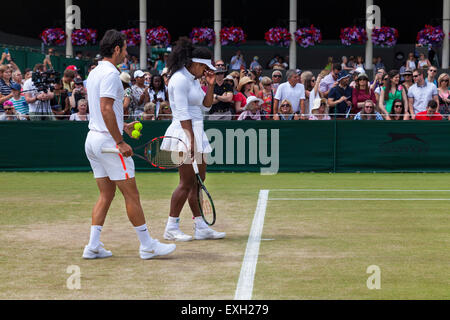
left=220, top=27, right=246, bottom=46
left=371, top=26, right=398, bottom=47
left=416, top=25, right=445, bottom=46
left=264, top=27, right=292, bottom=47
left=121, top=28, right=141, bottom=47
left=146, top=26, right=171, bottom=47
left=294, top=25, right=322, bottom=48
left=340, top=26, right=367, bottom=46
left=71, top=28, right=97, bottom=46
left=190, top=27, right=215, bottom=46
left=40, top=28, right=66, bottom=46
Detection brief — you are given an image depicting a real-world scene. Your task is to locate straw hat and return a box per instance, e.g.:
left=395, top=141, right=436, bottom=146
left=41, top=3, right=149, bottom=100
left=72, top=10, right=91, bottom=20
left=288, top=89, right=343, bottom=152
left=120, top=72, right=131, bottom=84
left=237, top=76, right=255, bottom=92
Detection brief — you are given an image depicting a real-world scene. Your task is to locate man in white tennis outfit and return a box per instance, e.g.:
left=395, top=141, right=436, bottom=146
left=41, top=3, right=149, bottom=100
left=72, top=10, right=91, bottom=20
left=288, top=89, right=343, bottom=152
left=83, top=29, right=175, bottom=260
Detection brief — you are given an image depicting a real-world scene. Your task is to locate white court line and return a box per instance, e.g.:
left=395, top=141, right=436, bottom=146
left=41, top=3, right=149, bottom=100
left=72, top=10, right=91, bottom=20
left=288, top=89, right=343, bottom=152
left=271, top=189, right=450, bottom=192
left=235, top=189, right=269, bottom=301
left=269, top=198, right=450, bottom=201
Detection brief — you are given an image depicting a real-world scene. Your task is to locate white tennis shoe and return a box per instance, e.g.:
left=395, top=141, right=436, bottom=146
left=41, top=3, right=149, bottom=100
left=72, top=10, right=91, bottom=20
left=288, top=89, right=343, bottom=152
left=140, top=239, right=176, bottom=260
left=194, top=226, right=226, bottom=240
left=164, top=228, right=193, bottom=242
left=82, top=242, right=113, bottom=259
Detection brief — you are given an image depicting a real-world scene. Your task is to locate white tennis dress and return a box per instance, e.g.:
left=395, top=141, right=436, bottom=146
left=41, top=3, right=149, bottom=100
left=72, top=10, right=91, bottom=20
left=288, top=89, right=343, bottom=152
left=162, top=67, right=212, bottom=154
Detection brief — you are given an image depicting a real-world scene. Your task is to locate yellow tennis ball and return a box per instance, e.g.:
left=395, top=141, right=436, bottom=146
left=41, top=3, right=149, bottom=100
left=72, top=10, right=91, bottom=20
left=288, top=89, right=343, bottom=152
left=134, top=122, right=143, bottom=131
left=132, top=130, right=141, bottom=139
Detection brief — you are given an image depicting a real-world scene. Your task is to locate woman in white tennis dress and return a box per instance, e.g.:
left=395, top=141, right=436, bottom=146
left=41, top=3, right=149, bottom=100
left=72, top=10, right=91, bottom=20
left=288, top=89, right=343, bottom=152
left=162, top=37, right=226, bottom=242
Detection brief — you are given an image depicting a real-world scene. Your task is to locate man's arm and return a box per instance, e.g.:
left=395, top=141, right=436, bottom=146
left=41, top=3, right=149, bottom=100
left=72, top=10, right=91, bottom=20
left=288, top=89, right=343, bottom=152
left=408, top=97, right=415, bottom=119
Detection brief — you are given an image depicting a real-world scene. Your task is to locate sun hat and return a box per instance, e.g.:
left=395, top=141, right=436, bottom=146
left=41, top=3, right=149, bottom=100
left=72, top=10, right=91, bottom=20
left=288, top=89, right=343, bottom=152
left=244, top=96, right=263, bottom=110
left=120, top=72, right=131, bottom=84
left=401, top=69, right=413, bottom=76
left=357, top=73, right=369, bottom=80
left=337, top=70, right=351, bottom=82
left=311, top=98, right=328, bottom=112
left=237, top=76, right=255, bottom=92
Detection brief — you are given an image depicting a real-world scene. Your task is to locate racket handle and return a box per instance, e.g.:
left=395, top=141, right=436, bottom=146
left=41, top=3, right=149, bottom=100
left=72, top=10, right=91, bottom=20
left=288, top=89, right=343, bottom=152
left=192, top=160, right=200, bottom=174
left=101, top=147, right=120, bottom=154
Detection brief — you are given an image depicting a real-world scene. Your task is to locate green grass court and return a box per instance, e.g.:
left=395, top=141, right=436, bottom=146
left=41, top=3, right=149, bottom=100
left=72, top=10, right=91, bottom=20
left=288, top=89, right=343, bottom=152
left=0, top=172, right=449, bottom=299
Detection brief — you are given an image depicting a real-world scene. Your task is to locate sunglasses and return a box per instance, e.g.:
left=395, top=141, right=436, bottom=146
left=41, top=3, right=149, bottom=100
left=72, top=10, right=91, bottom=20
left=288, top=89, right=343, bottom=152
left=429, top=70, right=437, bottom=73
left=273, top=75, right=282, bottom=78
left=394, top=105, right=403, bottom=108
left=280, top=104, right=290, bottom=107
left=4, top=107, right=13, bottom=110
left=442, top=79, right=449, bottom=82
left=365, top=105, right=374, bottom=108
left=215, top=64, right=225, bottom=67
left=311, top=79, right=316, bottom=82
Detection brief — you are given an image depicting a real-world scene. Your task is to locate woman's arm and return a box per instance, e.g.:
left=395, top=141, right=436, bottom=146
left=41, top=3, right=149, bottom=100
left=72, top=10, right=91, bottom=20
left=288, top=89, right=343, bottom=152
left=202, top=70, right=216, bottom=108
left=378, top=88, right=390, bottom=119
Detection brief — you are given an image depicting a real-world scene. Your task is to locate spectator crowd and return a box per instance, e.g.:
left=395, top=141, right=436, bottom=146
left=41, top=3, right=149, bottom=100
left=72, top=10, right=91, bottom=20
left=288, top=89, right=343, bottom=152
left=1, top=48, right=449, bottom=122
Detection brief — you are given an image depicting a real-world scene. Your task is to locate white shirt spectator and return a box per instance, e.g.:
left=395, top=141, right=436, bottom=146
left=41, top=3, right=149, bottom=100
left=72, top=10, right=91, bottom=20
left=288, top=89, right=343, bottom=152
left=86, top=61, right=124, bottom=135
left=274, top=82, right=306, bottom=113
left=70, top=113, right=90, bottom=121
left=407, top=82, right=438, bottom=114
left=230, top=54, right=245, bottom=71
left=319, top=73, right=336, bottom=94
left=22, top=78, right=52, bottom=114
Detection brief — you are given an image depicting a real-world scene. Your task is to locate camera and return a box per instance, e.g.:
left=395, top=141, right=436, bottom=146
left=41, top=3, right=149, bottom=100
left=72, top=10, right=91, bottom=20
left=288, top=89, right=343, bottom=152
left=31, top=69, right=61, bottom=93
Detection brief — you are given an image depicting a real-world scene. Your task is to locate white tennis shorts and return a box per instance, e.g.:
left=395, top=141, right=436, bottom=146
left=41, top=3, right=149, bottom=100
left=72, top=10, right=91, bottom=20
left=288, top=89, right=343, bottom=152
left=85, top=131, right=135, bottom=181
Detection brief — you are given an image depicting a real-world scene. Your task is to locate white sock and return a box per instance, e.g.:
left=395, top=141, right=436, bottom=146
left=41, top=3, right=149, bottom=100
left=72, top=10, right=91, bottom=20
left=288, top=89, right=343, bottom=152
left=134, top=224, right=153, bottom=248
left=194, top=217, right=208, bottom=229
left=166, top=216, right=180, bottom=231
left=88, top=225, right=102, bottom=248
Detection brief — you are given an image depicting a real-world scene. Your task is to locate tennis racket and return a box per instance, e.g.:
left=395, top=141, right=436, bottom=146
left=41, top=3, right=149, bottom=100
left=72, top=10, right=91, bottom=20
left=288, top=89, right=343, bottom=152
left=193, top=160, right=216, bottom=226
left=101, top=136, right=189, bottom=169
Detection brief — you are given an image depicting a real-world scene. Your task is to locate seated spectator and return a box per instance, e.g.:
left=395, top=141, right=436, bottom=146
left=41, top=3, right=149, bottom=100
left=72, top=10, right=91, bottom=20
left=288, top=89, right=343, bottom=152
left=406, top=52, right=417, bottom=70
left=69, top=99, right=90, bottom=121
left=141, top=102, right=156, bottom=121
left=50, top=80, right=70, bottom=120
left=238, top=96, right=263, bottom=120
left=161, top=68, right=170, bottom=87
left=228, top=71, right=240, bottom=93
left=301, top=71, right=315, bottom=115
left=120, top=72, right=132, bottom=119
left=415, top=100, right=443, bottom=120
left=324, top=56, right=333, bottom=71
left=374, top=56, right=386, bottom=72
left=62, top=68, right=76, bottom=93
left=257, top=76, right=274, bottom=120
left=407, top=69, right=439, bottom=119
left=69, top=77, right=87, bottom=113
left=130, top=70, right=147, bottom=119
left=354, top=100, right=384, bottom=120
left=144, top=74, right=167, bottom=118
left=23, top=68, right=33, bottom=83
left=309, top=98, right=331, bottom=120
left=275, top=99, right=300, bottom=120
left=417, top=53, right=431, bottom=69
left=129, top=55, right=140, bottom=74
left=341, top=56, right=354, bottom=72
left=271, top=70, right=283, bottom=93
left=355, top=56, right=365, bottom=72
left=273, top=69, right=306, bottom=120
left=157, top=101, right=172, bottom=120
left=12, top=70, right=23, bottom=88
left=437, top=73, right=450, bottom=119
left=389, top=99, right=410, bottom=121
left=327, top=70, right=353, bottom=118
left=401, top=70, right=414, bottom=93
left=247, top=69, right=261, bottom=96
left=209, top=69, right=234, bottom=120
left=352, top=73, right=376, bottom=116
left=250, top=56, right=261, bottom=70
left=370, top=68, right=386, bottom=93
left=234, top=76, right=256, bottom=119
left=9, top=82, right=28, bottom=117
left=379, top=70, right=408, bottom=120
left=0, top=101, right=26, bottom=120
left=0, top=66, right=17, bottom=108
left=426, top=66, right=438, bottom=86
left=319, top=63, right=341, bottom=98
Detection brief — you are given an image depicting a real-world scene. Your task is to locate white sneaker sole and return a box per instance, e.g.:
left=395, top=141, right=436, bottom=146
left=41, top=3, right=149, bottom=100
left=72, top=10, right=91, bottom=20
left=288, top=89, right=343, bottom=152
left=140, top=244, right=176, bottom=260
left=194, top=233, right=226, bottom=240
left=82, top=248, right=112, bottom=259
left=164, top=233, right=193, bottom=242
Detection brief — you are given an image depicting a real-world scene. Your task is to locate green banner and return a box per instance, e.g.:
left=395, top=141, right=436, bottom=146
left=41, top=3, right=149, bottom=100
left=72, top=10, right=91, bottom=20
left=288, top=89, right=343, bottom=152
left=1, top=121, right=450, bottom=173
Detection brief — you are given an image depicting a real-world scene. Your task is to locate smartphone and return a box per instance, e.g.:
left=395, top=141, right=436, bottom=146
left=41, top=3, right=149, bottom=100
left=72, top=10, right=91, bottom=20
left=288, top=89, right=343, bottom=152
left=4, top=48, right=9, bottom=55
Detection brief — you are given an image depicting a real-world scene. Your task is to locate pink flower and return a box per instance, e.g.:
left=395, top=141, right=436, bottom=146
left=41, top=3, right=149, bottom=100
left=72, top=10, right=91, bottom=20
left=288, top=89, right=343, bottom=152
left=220, top=27, right=246, bottom=46
left=146, top=26, right=171, bottom=46
left=294, top=25, right=322, bottom=48
left=190, top=27, right=215, bottom=46
left=265, top=27, right=292, bottom=47
left=40, top=28, right=66, bottom=46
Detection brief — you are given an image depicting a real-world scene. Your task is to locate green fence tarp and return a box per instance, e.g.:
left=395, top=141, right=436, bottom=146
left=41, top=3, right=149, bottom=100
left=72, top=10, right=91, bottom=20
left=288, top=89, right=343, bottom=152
left=1, top=121, right=450, bottom=173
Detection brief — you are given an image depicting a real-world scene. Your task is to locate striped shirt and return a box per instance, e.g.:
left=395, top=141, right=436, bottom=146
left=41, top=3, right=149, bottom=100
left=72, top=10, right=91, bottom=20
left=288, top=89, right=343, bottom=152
left=9, top=97, right=29, bottom=115
left=0, top=79, right=17, bottom=95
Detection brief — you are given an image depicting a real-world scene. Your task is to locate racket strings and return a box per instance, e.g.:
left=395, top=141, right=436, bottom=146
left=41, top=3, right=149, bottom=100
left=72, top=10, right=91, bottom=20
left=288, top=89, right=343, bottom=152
left=146, top=137, right=187, bottom=169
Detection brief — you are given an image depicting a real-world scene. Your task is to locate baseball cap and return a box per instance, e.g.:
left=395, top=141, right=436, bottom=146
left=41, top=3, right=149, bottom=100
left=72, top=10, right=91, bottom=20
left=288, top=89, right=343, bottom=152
left=337, top=70, right=351, bottom=82
left=134, top=70, right=145, bottom=78
left=10, top=83, right=21, bottom=91
left=66, top=65, right=78, bottom=72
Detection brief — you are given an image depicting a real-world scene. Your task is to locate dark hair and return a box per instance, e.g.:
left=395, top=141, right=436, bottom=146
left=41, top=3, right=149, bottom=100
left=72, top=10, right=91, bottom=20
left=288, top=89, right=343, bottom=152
left=390, top=98, right=404, bottom=118
left=167, top=37, right=212, bottom=76
left=332, top=63, right=342, bottom=72
left=33, top=64, right=45, bottom=72
left=384, top=69, right=400, bottom=101
left=100, top=29, right=127, bottom=58
left=150, top=74, right=165, bottom=92
left=428, top=100, right=438, bottom=109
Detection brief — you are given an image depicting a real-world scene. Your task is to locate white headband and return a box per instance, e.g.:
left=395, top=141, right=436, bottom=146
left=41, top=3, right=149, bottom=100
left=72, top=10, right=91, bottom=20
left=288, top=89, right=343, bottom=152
left=191, top=58, right=216, bottom=71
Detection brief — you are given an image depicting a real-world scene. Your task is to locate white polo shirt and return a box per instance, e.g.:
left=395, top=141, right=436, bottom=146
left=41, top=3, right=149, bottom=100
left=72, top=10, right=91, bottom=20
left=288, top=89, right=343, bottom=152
left=86, top=61, right=124, bottom=135
left=274, top=81, right=306, bottom=113
left=407, top=82, right=438, bottom=114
